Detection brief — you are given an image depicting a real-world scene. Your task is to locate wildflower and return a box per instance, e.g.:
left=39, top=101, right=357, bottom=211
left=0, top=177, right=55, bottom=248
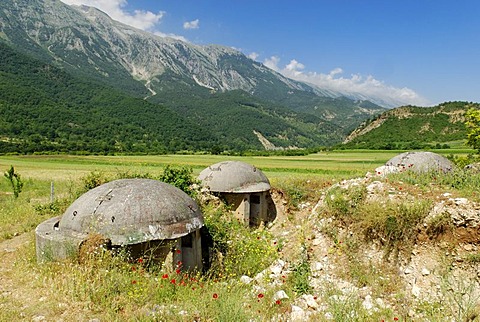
left=176, top=249, right=181, bottom=254
left=131, top=280, right=137, bottom=284
left=137, top=258, right=144, bottom=264
left=258, top=293, right=264, bottom=299
left=162, top=273, right=169, bottom=279
left=213, top=293, right=218, bottom=299
left=275, top=300, right=281, bottom=305
left=170, top=279, right=176, bottom=285
left=177, top=261, right=183, bottom=267
left=176, top=269, right=181, bottom=274
left=394, top=318, right=398, bottom=321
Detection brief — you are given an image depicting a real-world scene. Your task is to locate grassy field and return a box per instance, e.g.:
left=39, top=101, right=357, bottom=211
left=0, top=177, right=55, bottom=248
left=0, top=150, right=435, bottom=180
left=0, top=149, right=477, bottom=321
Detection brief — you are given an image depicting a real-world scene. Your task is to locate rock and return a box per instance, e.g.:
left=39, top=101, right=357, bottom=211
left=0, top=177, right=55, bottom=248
left=312, top=238, right=322, bottom=246
left=404, top=267, right=414, bottom=275
left=412, top=285, right=421, bottom=298
left=421, top=268, right=430, bottom=276
left=464, top=244, right=474, bottom=251
left=362, top=294, right=374, bottom=310
left=240, top=275, right=252, bottom=284
left=273, top=290, right=289, bottom=301
left=454, top=198, right=469, bottom=205
left=32, top=316, right=46, bottom=322
left=270, top=259, right=285, bottom=275
left=300, top=294, right=319, bottom=309
left=290, top=305, right=307, bottom=322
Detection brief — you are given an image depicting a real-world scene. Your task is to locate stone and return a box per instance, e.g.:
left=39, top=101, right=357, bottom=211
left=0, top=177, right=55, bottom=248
left=290, top=305, right=307, bottom=322
left=273, top=290, right=289, bottom=301
left=362, top=294, right=374, bottom=310
left=412, top=285, right=421, bottom=298
left=404, top=267, right=414, bottom=275
left=421, top=268, right=430, bottom=276
left=240, top=275, right=252, bottom=284
left=301, top=294, right=319, bottom=309
left=270, top=259, right=285, bottom=275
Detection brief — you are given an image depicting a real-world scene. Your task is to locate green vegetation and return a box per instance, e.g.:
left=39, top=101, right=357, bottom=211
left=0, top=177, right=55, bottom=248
left=2, top=152, right=480, bottom=321
left=343, top=101, right=477, bottom=150
left=465, top=106, right=480, bottom=153
left=4, top=165, right=23, bottom=198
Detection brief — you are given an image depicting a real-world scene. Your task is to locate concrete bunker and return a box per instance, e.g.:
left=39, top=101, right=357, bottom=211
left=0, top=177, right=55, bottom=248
left=35, top=179, right=204, bottom=271
left=384, top=151, right=455, bottom=173
left=198, top=161, right=276, bottom=226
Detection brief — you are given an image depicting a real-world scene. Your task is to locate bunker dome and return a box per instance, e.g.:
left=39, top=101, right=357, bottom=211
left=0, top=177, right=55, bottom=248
left=36, top=179, right=204, bottom=270
left=198, top=161, right=275, bottom=225
left=383, top=151, right=455, bottom=173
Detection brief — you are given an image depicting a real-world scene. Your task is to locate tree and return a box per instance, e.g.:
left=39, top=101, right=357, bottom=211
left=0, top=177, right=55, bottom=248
left=465, top=108, right=480, bottom=152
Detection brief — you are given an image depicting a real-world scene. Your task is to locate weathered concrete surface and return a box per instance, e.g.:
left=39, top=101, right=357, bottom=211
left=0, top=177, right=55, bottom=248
left=198, top=161, right=270, bottom=193
left=384, top=151, right=455, bottom=173
left=35, top=179, right=204, bottom=262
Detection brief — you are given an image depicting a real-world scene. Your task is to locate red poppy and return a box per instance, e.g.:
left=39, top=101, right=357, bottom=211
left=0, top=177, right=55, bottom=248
left=175, top=269, right=181, bottom=274
left=177, top=261, right=183, bottom=267
left=162, top=273, right=169, bottom=279
left=257, top=293, right=264, bottom=299
left=394, top=318, right=398, bottom=321
left=170, top=279, right=176, bottom=285
left=213, top=293, right=218, bottom=299
left=137, top=258, right=143, bottom=264
left=176, top=249, right=181, bottom=254
left=275, top=300, right=281, bottom=305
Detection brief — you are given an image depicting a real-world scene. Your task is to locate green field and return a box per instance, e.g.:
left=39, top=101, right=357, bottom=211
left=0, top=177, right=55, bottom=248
left=1, top=149, right=479, bottom=321
left=0, top=150, right=429, bottom=180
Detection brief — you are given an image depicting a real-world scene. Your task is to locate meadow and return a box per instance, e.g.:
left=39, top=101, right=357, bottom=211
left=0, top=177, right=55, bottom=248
left=0, top=149, right=477, bottom=321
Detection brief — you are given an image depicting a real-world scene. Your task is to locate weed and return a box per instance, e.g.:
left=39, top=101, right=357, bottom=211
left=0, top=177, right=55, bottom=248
left=288, top=241, right=312, bottom=295
left=4, top=165, right=23, bottom=198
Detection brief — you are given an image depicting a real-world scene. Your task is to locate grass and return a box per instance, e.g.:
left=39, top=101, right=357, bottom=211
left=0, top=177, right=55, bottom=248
left=1, top=150, right=480, bottom=321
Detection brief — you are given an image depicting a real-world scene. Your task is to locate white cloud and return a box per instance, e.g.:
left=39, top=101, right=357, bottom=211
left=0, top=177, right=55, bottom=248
left=263, top=56, right=281, bottom=71
left=248, top=52, right=259, bottom=61
left=183, top=19, right=200, bottom=30
left=263, top=56, right=429, bottom=107
left=60, top=0, right=164, bottom=31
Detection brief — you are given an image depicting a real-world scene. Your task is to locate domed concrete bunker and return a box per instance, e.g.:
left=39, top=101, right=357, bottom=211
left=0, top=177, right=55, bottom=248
left=36, top=179, right=204, bottom=271
left=198, top=161, right=275, bottom=226
left=385, top=151, right=455, bottom=173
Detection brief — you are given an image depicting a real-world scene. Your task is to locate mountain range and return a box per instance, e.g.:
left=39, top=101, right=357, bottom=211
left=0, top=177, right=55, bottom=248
left=1, top=0, right=389, bottom=153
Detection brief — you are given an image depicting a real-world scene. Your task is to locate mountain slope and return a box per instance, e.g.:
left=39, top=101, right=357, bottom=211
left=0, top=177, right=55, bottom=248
left=0, top=0, right=388, bottom=152
left=342, top=101, right=475, bottom=149
left=0, top=41, right=216, bottom=153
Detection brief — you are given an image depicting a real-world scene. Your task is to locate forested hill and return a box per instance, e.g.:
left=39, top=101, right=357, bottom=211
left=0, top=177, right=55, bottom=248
left=0, top=42, right=346, bottom=154
left=0, top=42, right=215, bottom=154
left=342, top=102, right=477, bottom=150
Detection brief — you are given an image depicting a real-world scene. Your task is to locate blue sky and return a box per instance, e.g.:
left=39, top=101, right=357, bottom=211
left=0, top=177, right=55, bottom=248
left=60, top=0, right=480, bottom=107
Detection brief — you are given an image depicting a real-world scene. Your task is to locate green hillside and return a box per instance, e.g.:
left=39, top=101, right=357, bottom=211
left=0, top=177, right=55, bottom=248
left=342, top=102, right=476, bottom=150
left=0, top=42, right=344, bottom=154
left=0, top=42, right=215, bottom=154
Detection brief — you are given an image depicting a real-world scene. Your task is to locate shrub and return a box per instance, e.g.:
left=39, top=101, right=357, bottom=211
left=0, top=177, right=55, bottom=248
left=159, top=165, right=199, bottom=198
left=4, top=165, right=23, bottom=198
